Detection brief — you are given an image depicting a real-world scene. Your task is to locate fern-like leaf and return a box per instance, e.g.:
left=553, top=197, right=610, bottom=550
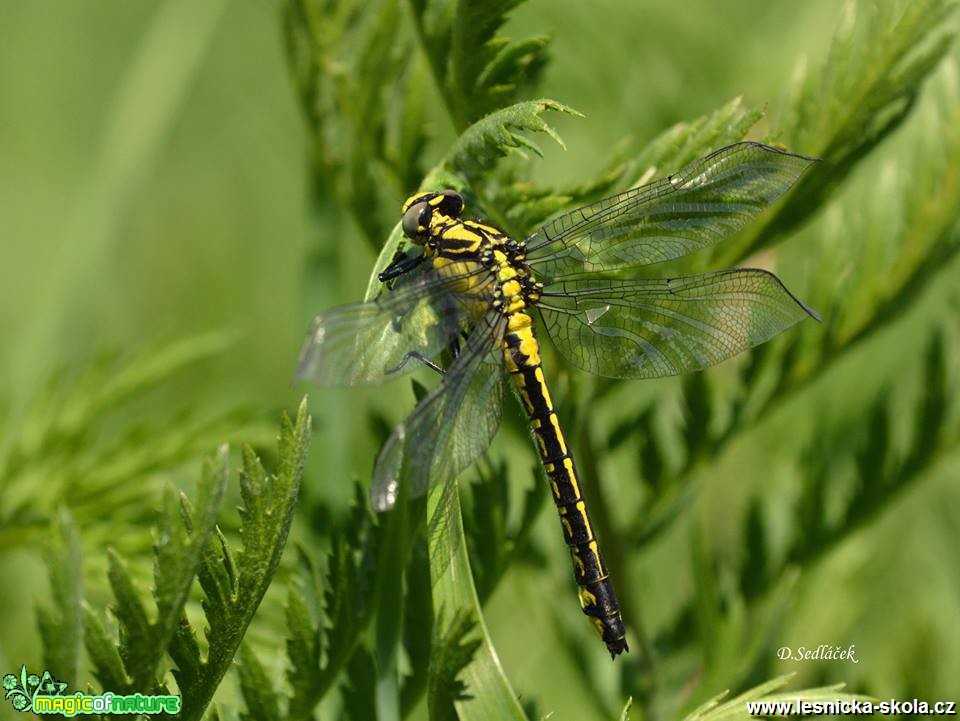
left=428, top=609, right=483, bottom=721
left=79, top=447, right=228, bottom=698
left=683, top=674, right=871, bottom=721
left=435, top=98, right=580, bottom=183
left=0, top=332, right=260, bottom=554
left=411, top=0, right=550, bottom=126
left=170, top=400, right=310, bottom=720
left=721, top=0, right=958, bottom=260
left=427, top=480, right=528, bottom=720
left=36, top=509, right=83, bottom=683
left=237, top=643, right=282, bottom=721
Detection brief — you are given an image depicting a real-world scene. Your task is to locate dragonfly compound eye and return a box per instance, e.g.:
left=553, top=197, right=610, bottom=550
left=401, top=202, right=432, bottom=243
left=438, top=189, right=464, bottom=218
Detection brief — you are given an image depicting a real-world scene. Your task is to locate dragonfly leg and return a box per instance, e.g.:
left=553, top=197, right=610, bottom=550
left=379, top=247, right=426, bottom=285
left=386, top=331, right=468, bottom=376
left=388, top=351, right=446, bottom=376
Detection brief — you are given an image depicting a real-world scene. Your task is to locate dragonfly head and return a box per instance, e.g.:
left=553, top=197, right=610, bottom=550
left=400, top=189, right=464, bottom=244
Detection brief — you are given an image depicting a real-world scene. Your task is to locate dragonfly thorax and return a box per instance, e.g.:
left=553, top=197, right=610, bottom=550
left=399, top=189, right=542, bottom=312
left=426, top=226, right=541, bottom=317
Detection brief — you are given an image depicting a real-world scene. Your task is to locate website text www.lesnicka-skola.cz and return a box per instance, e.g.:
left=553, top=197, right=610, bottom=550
left=746, top=698, right=957, bottom=716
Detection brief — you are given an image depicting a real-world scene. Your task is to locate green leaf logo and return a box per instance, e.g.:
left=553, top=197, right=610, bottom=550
left=3, top=666, right=67, bottom=713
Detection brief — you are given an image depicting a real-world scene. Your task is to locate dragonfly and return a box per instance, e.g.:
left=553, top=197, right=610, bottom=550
left=297, top=142, right=820, bottom=658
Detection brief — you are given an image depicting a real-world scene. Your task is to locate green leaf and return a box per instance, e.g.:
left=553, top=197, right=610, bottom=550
left=629, top=55, right=960, bottom=561
left=283, top=570, right=323, bottom=719
left=343, top=648, right=379, bottom=721
left=107, top=548, right=152, bottom=690
left=237, top=643, right=282, bottom=721
left=432, top=99, right=581, bottom=184
left=0, top=330, right=257, bottom=554
left=281, top=0, right=422, bottom=248
left=280, top=485, right=386, bottom=719
left=786, top=332, right=955, bottom=568
left=427, top=481, right=528, bottom=721
left=682, top=674, right=873, bottom=721
left=83, top=602, right=129, bottom=693
left=723, top=0, right=958, bottom=260
left=462, top=458, right=546, bottom=605
left=458, top=95, right=767, bottom=246
left=37, top=509, right=83, bottom=683
left=171, top=400, right=310, bottom=721
left=373, top=497, right=411, bottom=721
left=73, top=408, right=302, bottom=716
left=427, top=609, right=483, bottom=721
left=78, top=445, right=230, bottom=699
left=628, top=96, right=766, bottom=189
left=146, top=453, right=229, bottom=680
left=400, top=540, right=434, bottom=717
left=411, top=0, right=551, bottom=125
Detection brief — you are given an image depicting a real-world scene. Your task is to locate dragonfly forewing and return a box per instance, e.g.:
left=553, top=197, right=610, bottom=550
left=297, top=263, right=495, bottom=386
left=525, top=142, right=816, bottom=280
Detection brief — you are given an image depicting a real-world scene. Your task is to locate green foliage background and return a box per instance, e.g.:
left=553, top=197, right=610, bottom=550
left=1, top=0, right=959, bottom=719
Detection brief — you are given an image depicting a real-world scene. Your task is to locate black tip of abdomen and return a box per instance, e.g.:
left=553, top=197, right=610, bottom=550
left=607, top=637, right=629, bottom=659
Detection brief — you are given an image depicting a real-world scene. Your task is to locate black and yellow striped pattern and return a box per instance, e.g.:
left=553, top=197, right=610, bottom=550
left=502, top=309, right=628, bottom=657
left=314, top=147, right=822, bottom=659
left=402, top=190, right=628, bottom=657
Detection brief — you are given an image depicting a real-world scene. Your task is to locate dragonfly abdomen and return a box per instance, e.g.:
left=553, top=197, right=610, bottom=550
left=503, top=311, right=629, bottom=658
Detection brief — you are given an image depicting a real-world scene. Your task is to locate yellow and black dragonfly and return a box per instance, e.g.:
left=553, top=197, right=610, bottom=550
left=298, top=142, right=820, bottom=658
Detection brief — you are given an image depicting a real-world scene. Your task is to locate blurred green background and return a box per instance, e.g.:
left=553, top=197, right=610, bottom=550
left=1, top=0, right=958, bottom=719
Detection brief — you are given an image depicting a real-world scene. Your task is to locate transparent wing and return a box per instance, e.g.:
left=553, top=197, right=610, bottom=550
left=370, top=311, right=507, bottom=512
left=524, top=142, right=816, bottom=279
left=538, top=269, right=820, bottom=379
left=297, top=261, right=495, bottom=386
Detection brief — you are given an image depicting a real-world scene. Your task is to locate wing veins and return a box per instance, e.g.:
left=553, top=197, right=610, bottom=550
left=538, top=269, right=817, bottom=378
left=370, top=311, right=507, bottom=512
left=523, top=142, right=816, bottom=279
left=297, top=261, right=497, bottom=386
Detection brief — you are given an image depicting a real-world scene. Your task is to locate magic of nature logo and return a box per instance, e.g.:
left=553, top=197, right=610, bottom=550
left=3, top=665, right=180, bottom=716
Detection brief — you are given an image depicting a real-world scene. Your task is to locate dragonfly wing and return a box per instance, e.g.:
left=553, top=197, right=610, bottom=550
left=538, top=269, right=819, bottom=379
left=370, top=311, right=507, bottom=512
left=297, top=261, right=495, bottom=386
left=525, top=143, right=816, bottom=279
